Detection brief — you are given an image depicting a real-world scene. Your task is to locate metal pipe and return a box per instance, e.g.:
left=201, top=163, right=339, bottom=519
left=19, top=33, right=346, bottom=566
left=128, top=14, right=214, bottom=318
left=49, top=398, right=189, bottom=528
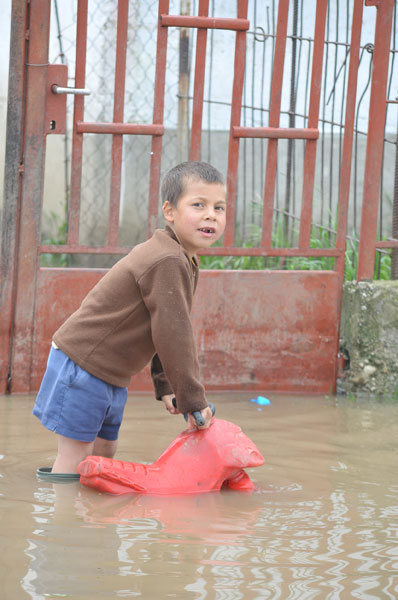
left=177, top=0, right=191, bottom=162
left=51, top=84, right=91, bottom=95
left=233, top=126, right=318, bottom=139
left=160, top=14, right=249, bottom=31
left=357, top=0, right=395, bottom=280
left=391, top=108, right=398, bottom=279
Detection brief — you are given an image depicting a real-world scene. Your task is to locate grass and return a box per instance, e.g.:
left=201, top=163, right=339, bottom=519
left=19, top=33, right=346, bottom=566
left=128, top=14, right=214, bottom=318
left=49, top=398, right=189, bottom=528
left=39, top=209, right=393, bottom=280
left=40, top=211, right=70, bottom=267
left=200, top=218, right=392, bottom=281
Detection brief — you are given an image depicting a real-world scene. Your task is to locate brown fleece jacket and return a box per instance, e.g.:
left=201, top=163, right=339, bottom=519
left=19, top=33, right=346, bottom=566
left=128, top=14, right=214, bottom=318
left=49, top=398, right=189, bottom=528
left=53, top=226, right=207, bottom=414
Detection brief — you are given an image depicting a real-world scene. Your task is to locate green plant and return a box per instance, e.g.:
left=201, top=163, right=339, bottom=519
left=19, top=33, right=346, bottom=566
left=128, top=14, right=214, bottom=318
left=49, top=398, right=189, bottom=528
left=374, top=249, right=391, bottom=280
left=40, top=211, right=70, bottom=267
left=200, top=205, right=392, bottom=281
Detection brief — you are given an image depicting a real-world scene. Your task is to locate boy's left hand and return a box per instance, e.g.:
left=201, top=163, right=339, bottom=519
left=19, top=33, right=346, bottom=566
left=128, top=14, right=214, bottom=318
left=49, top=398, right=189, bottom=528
left=187, top=405, right=213, bottom=430
left=164, top=397, right=215, bottom=430
left=161, top=394, right=179, bottom=414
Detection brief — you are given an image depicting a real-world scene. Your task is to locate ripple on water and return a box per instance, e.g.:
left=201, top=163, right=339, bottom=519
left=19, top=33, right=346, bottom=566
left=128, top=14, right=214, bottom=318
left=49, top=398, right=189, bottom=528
left=0, top=393, right=397, bottom=599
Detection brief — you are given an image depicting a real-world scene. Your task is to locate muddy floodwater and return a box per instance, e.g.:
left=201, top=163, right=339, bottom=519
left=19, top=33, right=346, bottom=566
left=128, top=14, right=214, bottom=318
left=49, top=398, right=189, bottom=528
left=1, top=393, right=398, bottom=599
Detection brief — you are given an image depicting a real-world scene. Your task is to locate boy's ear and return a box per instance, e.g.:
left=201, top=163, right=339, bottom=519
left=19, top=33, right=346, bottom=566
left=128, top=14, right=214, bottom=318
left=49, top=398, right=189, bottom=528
left=162, top=200, right=175, bottom=223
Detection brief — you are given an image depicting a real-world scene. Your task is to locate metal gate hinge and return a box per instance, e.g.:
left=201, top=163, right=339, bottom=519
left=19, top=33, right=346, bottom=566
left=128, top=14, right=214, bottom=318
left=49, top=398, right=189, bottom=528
left=18, top=164, right=24, bottom=175
left=364, top=0, right=380, bottom=7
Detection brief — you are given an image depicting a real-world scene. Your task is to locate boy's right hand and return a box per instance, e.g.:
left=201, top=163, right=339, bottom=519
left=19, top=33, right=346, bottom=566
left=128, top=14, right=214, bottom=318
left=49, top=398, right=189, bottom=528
left=186, top=405, right=213, bottom=430
left=171, top=397, right=215, bottom=430
left=161, top=394, right=179, bottom=414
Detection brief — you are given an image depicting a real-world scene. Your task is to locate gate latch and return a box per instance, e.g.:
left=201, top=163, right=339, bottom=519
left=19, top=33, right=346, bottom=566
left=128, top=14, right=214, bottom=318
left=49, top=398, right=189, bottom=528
left=51, top=84, right=91, bottom=96
left=45, top=64, right=91, bottom=135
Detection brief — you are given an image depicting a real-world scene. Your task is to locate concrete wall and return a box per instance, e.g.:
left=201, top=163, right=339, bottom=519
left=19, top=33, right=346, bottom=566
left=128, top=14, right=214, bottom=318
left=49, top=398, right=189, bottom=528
left=338, top=282, right=398, bottom=398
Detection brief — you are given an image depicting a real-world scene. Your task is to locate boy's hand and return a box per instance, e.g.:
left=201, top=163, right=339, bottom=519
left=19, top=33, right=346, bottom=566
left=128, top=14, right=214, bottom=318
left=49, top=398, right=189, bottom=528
left=167, top=397, right=215, bottom=430
left=161, top=394, right=179, bottom=414
left=187, top=405, right=213, bottom=430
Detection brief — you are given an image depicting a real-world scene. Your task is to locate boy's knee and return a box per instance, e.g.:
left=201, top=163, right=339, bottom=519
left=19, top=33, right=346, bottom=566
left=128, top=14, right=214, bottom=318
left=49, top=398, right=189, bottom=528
left=93, top=437, right=118, bottom=459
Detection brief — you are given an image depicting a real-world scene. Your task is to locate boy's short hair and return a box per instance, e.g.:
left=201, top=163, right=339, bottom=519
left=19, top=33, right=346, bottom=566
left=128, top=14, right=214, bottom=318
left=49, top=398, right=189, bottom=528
left=161, top=161, right=225, bottom=207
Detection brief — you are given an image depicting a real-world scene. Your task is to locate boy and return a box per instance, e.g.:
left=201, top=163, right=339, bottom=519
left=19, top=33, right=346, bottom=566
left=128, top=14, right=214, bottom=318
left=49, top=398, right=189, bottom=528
left=33, top=161, right=227, bottom=474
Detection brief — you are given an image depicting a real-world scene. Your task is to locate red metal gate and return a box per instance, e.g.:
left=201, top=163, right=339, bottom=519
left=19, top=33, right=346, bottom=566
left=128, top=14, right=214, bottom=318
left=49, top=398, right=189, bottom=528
left=0, top=0, right=394, bottom=395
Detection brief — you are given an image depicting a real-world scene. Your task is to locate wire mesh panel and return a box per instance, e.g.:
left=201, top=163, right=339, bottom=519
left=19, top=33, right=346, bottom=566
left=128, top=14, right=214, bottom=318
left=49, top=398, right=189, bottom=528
left=40, top=0, right=397, bottom=278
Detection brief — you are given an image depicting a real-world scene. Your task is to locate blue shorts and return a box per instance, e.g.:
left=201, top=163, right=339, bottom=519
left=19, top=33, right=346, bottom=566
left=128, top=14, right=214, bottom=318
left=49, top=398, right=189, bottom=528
left=33, top=346, right=128, bottom=442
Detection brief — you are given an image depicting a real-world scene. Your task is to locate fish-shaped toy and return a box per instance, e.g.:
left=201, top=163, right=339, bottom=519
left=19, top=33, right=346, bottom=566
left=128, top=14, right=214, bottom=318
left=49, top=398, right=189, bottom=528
left=78, top=418, right=264, bottom=495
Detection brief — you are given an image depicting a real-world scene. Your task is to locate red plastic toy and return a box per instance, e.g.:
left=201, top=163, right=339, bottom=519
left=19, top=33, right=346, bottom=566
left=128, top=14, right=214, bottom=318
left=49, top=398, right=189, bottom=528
left=78, top=418, right=264, bottom=495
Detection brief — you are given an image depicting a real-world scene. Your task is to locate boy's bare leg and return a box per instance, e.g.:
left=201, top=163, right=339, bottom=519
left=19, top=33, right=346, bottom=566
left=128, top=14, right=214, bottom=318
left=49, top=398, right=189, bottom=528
left=52, top=435, right=94, bottom=473
left=52, top=435, right=117, bottom=473
left=93, top=436, right=118, bottom=459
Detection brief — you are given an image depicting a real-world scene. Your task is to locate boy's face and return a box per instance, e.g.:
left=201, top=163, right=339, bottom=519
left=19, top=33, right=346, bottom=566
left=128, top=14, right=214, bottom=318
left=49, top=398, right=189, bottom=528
left=162, top=179, right=227, bottom=258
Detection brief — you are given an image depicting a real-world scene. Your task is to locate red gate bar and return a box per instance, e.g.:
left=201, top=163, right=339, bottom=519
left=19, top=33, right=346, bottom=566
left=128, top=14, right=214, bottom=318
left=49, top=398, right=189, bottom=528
left=375, top=240, right=398, bottom=248
left=76, top=122, right=165, bottom=135
left=0, top=0, right=27, bottom=393
left=334, top=0, right=364, bottom=278
left=160, top=15, right=249, bottom=31
left=260, top=0, right=289, bottom=249
left=199, top=247, right=343, bottom=257
left=233, top=127, right=319, bottom=140
left=68, top=0, right=88, bottom=246
left=298, top=0, right=328, bottom=249
left=10, top=0, right=51, bottom=391
left=147, top=0, right=170, bottom=237
left=357, top=0, right=395, bottom=280
left=39, top=244, right=343, bottom=257
left=189, top=0, right=210, bottom=161
left=223, top=0, right=249, bottom=247
left=108, top=0, right=129, bottom=248
left=40, top=244, right=134, bottom=254
left=331, top=0, right=365, bottom=387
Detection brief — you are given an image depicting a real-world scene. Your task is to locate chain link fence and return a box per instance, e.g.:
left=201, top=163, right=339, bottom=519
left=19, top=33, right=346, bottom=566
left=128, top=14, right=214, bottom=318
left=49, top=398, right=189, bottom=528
left=41, top=0, right=398, bottom=277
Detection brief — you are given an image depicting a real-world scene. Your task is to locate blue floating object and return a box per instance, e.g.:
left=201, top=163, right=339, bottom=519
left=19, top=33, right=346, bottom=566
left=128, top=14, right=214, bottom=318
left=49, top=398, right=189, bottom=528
left=256, top=396, right=271, bottom=406
left=250, top=398, right=257, bottom=403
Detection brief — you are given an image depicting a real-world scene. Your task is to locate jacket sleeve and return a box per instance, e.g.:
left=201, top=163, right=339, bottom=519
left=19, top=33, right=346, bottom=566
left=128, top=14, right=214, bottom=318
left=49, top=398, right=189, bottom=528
left=150, top=353, right=173, bottom=400
left=139, top=256, right=207, bottom=414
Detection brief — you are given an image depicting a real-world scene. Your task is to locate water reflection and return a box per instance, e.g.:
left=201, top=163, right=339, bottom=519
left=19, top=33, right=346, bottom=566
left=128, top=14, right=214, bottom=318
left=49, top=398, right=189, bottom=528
left=22, top=481, right=398, bottom=598
left=1, top=394, right=398, bottom=599
left=22, top=482, right=265, bottom=598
